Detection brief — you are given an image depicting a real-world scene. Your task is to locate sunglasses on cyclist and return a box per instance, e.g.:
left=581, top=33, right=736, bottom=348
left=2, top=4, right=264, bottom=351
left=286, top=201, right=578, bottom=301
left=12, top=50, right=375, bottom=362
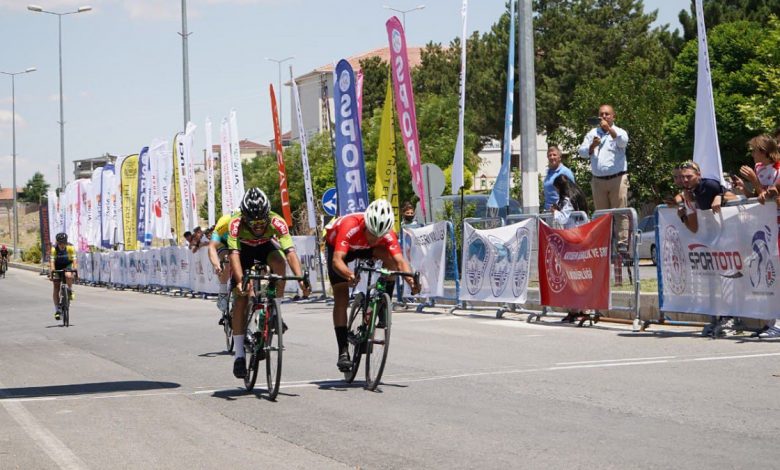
left=246, top=218, right=268, bottom=231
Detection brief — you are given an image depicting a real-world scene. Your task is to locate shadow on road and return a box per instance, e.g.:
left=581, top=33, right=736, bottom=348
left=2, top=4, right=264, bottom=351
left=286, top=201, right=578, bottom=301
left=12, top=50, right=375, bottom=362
left=0, top=380, right=180, bottom=399
left=210, top=388, right=299, bottom=400
left=198, top=350, right=233, bottom=358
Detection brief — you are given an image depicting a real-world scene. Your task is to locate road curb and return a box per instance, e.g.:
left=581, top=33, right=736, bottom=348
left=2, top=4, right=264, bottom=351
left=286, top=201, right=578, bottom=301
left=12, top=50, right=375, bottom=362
left=8, top=262, right=45, bottom=274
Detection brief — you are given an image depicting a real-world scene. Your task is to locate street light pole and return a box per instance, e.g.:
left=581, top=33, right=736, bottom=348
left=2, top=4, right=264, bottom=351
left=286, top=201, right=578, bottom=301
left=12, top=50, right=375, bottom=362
left=28, top=4, right=92, bottom=192
left=266, top=56, right=294, bottom=133
left=180, top=0, right=191, bottom=131
left=1, top=67, right=36, bottom=259
left=382, top=4, right=425, bottom=30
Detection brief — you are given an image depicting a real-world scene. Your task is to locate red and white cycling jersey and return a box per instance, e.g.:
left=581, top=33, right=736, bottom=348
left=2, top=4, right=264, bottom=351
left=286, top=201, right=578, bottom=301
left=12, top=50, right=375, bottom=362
left=326, top=213, right=401, bottom=256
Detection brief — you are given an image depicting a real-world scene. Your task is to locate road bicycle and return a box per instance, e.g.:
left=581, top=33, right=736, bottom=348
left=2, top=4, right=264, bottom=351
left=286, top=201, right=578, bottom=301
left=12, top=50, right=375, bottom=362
left=240, top=262, right=309, bottom=400
left=52, top=268, right=78, bottom=327
left=344, top=259, right=419, bottom=391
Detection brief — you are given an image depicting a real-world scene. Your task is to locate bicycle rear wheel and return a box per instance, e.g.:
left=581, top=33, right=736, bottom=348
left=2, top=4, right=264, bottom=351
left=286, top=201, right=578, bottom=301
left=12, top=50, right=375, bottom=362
left=223, top=291, right=234, bottom=353
left=265, top=300, right=283, bottom=400
left=344, top=292, right=366, bottom=383
left=365, top=293, right=391, bottom=391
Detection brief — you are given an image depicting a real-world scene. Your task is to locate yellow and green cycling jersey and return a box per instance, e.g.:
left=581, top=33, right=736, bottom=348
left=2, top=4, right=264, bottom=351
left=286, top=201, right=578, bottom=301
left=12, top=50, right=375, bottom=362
left=51, top=244, right=77, bottom=270
left=226, top=211, right=295, bottom=253
left=211, top=212, right=238, bottom=246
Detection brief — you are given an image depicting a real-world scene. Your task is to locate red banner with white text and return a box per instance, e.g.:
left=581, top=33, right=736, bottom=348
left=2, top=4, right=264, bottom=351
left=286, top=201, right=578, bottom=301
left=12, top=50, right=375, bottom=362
left=270, top=84, right=293, bottom=226
left=539, top=215, right=612, bottom=310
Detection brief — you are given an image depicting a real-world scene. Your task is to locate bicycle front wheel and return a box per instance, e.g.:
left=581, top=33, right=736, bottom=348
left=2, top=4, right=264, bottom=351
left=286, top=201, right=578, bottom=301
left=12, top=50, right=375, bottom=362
left=365, top=293, right=392, bottom=391
left=344, top=292, right=366, bottom=383
left=61, top=286, right=70, bottom=327
left=265, top=300, right=283, bottom=400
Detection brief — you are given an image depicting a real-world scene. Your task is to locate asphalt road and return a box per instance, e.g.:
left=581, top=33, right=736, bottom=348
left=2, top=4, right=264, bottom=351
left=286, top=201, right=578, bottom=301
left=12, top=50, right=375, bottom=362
left=1, top=267, right=780, bottom=469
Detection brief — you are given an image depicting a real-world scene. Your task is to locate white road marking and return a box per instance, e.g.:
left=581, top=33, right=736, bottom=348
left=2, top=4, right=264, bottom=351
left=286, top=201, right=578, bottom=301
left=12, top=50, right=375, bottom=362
left=691, top=352, right=780, bottom=361
left=0, top=381, right=88, bottom=469
left=556, top=356, right=677, bottom=366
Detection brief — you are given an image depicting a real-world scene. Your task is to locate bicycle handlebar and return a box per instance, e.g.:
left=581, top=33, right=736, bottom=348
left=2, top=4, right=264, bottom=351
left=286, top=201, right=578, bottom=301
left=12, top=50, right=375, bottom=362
left=355, top=265, right=420, bottom=286
left=241, top=264, right=310, bottom=292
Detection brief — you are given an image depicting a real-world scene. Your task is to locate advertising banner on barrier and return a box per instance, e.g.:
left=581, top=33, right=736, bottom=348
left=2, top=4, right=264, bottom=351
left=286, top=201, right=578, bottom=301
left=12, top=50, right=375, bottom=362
left=403, top=221, right=448, bottom=298
left=539, top=215, right=612, bottom=310
left=460, top=219, right=535, bottom=303
left=658, top=203, right=780, bottom=319
left=284, top=236, right=322, bottom=293
left=100, top=254, right=111, bottom=284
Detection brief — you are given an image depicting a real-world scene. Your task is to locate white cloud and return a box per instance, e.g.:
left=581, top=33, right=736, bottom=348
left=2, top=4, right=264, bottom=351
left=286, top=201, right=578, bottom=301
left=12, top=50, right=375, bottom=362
left=0, top=110, right=27, bottom=129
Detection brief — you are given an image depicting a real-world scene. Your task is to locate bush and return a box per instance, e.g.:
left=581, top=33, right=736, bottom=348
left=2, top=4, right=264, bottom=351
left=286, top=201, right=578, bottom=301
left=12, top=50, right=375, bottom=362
left=23, top=242, right=41, bottom=264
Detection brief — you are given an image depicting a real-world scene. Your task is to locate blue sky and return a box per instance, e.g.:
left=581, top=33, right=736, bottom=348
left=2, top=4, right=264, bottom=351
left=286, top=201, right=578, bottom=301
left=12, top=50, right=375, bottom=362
left=0, top=0, right=683, bottom=190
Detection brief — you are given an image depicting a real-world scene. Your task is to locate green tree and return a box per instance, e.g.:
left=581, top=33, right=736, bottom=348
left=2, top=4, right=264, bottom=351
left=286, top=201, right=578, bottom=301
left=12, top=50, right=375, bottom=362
left=20, top=172, right=49, bottom=202
left=663, top=20, right=767, bottom=174
left=678, top=0, right=780, bottom=40
left=533, top=0, right=675, bottom=135
left=358, top=56, right=390, bottom=123
left=737, top=16, right=780, bottom=132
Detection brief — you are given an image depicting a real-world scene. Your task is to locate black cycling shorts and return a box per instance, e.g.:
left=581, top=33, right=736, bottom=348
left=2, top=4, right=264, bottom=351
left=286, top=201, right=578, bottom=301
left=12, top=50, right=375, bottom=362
left=229, top=242, right=283, bottom=291
left=326, top=243, right=373, bottom=285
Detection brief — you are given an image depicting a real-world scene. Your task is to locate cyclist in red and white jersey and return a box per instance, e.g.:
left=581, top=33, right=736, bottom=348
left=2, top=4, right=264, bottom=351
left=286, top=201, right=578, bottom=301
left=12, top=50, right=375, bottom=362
left=325, top=198, right=419, bottom=372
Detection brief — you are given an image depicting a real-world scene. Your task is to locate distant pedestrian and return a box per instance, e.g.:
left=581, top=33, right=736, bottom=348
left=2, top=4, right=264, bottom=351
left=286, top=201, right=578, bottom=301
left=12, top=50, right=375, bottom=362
left=543, top=145, right=575, bottom=211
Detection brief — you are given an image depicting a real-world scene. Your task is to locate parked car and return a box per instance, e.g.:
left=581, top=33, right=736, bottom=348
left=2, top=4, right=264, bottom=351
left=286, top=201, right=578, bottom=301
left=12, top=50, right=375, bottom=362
left=637, top=215, right=657, bottom=265
left=417, top=194, right=523, bottom=222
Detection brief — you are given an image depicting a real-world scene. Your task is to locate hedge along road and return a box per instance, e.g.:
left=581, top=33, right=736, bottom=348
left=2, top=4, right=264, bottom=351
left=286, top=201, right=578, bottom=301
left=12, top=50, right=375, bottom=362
left=1, top=267, right=779, bottom=469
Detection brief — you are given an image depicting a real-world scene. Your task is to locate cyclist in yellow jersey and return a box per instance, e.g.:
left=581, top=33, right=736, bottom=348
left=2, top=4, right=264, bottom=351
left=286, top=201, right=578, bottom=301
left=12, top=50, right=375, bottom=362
left=49, top=232, right=78, bottom=320
left=227, top=188, right=311, bottom=379
left=208, top=212, right=237, bottom=319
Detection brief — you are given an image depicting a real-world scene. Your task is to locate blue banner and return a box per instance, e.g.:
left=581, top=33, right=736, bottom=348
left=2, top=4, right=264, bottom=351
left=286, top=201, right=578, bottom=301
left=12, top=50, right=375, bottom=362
left=333, top=59, right=369, bottom=215
left=136, top=146, right=151, bottom=246
left=488, top=0, right=516, bottom=210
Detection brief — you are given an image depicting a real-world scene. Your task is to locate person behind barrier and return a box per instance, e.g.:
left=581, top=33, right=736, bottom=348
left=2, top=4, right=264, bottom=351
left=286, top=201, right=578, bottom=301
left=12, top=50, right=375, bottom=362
left=578, top=104, right=630, bottom=247
left=401, top=201, right=416, bottom=226
left=732, top=135, right=780, bottom=204
left=325, top=198, right=420, bottom=373
left=543, top=145, right=576, bottom=211
left=209, top=213, right=237, bottom=323
left=182, top=231, right=193, bottom=248
left=734, top=135, right=780, bottom=339
left=550, top=174, right=588, bottom=229
left=190, top=226, right=209, bottom=253
left=228, top=188, right=311, bottom=379
left=49, top=232, right=78, bottom=321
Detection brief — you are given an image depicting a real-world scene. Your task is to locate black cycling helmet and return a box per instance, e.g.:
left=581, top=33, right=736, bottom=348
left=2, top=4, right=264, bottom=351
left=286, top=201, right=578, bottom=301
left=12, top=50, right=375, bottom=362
left=56, top=232, right=67, bottom=243
left=240, top=188, right=270, bottom=221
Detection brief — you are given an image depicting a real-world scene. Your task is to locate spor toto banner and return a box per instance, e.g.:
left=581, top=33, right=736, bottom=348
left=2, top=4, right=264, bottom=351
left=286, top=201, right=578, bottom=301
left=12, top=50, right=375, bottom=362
left=333, top=60, right=369, bottom=215
left=386, top=17, right=426, bottom=219
left=403, top=221, right=448, bottom=298
left=539, top=215, right=612, bottom=310
left=658, top=202, right=780, bottom=319
left=460, top=219, right=535, bottom=303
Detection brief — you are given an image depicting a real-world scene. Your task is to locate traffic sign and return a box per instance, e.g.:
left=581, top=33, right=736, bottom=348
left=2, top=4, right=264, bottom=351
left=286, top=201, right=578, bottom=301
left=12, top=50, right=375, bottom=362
left=321, top=187, right=338, bottom=216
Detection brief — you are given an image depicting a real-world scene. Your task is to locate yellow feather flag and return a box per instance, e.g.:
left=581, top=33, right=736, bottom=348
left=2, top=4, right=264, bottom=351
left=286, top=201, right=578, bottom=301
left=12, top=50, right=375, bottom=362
left=120, top=154, right=139, bottom=251
left=374, top=78, right=400, bottom=232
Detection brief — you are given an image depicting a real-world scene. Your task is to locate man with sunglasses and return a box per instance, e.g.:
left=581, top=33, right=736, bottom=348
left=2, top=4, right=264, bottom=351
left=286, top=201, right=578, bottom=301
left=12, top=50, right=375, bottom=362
left=226, top=188, right=311, bottom=379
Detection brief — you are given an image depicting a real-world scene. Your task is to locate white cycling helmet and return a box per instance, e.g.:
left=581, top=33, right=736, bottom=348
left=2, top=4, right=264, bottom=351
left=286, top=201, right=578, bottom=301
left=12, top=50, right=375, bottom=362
left=364, top=199, right=395, bottom=237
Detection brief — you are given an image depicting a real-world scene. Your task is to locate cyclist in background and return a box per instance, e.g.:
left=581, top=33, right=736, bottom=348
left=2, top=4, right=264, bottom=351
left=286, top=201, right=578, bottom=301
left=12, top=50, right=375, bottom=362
left=325, top=198, right=420, bottom=372
left=0, top=244, right=8, bottom=265
left=209, top=212, right=236, bottom=321
left=49, top=232, right=77, bottom=320
left=227, top=188, right=311, bottom=379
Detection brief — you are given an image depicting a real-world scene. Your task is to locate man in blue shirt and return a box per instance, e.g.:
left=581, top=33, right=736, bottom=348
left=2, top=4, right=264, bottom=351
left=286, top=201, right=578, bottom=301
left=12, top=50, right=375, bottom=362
left=578, top=104, right=629, bottom=244
left=543, top=145, right=575, bottom=211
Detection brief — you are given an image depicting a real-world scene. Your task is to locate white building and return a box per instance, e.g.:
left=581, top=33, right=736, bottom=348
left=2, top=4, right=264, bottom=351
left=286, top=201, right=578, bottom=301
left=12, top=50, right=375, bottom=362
left=473, top=135, right=549, bottom=193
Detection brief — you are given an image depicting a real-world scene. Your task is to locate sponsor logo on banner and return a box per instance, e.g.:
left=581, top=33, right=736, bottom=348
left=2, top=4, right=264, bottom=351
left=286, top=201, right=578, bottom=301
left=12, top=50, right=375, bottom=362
left=488, top=235, right=512, bottom=297
left=747, top=226, right=776, bottom=288
left=543, top=233, right=568, bottom=293
left=662, top=225, right=687, bottom=295
left=333, top=60, right=369, bottom=215
left=465, top=230, right=491, bottom=296
left=511, top=227, right=531, bottom=298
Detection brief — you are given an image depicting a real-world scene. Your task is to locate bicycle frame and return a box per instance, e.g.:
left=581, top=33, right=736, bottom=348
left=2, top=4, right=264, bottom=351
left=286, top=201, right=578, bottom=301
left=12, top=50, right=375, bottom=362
left=353, top=260, right=419, bottom=343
